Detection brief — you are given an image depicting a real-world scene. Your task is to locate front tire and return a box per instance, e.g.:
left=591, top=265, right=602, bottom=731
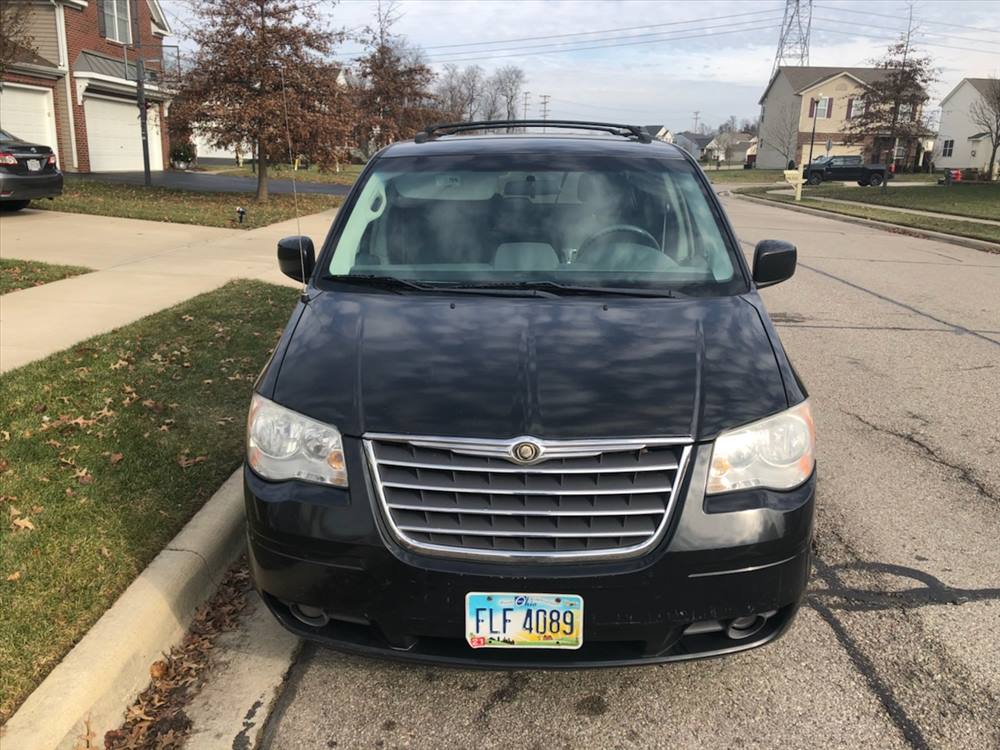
left=868, top=173, right=884, bottom=187
left=806, top=173, right=822, bottom=186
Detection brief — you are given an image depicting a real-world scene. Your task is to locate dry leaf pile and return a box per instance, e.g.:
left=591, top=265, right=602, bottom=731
left=101, top=563, right=252, bottom=750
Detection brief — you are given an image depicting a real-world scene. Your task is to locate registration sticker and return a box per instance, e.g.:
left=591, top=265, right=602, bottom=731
left=465, top=592, right=583, bottom=649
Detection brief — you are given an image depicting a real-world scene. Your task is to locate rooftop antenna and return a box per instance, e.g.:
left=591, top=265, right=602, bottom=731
left=772, top=0, right=812, bottom=76
left=279, top=68, right=308, bottom=301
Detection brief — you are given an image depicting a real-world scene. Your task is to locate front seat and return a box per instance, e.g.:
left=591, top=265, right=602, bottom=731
left=493, top=242, right=560, bottom=271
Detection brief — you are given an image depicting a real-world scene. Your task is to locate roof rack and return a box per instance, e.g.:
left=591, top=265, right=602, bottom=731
left=413, top=120, right=653, bottom=144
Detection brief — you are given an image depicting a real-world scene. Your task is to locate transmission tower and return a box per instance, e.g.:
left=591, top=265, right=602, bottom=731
left=772, top=0, right=812, bottom=75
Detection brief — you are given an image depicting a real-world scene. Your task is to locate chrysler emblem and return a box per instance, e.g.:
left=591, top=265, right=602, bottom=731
left=511, top=440, right=541, bottom=464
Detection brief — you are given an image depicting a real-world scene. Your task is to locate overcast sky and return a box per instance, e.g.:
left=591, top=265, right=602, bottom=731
left=162, top=0, right=1000, bottom=131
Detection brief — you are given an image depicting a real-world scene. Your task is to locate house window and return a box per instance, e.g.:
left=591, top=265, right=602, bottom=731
left=942, top=140, right=954, bottom=157
left=847, top=98, right=865, bottom=119
left=810, top=97, right=832, bottom=118
left=102, top=0, right=132, bottom=44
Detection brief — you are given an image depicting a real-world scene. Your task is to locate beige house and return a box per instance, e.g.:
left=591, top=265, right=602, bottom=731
left=935, top=78, right=1000, bottom=178
left=757, top=66, right=923, bottom=169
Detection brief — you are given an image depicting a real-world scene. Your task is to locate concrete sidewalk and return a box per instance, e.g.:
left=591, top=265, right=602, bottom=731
left=0, top=207, right=336, bottom=373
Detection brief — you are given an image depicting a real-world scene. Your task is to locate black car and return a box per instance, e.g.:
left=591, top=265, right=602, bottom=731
left=245, top=120, right=816, bottom=667
left=0, top=129, right=64, bottom=210
left=803, top=154, right=892, bottom=186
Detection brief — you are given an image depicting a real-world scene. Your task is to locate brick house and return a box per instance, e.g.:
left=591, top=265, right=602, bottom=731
left=0, top=0, right=171, bottom=173
left=756, top=66, right=925, bottom=170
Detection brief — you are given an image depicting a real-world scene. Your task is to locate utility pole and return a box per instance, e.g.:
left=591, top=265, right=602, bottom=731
left=522, top=91, right=531, bottom=119
left=539, top=94, right=551, bottom=132
left=692, top=111, right=700, bottom=132
left=130, top=0, right=151, bottom=186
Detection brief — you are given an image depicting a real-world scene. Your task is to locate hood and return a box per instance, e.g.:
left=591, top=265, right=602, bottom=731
left=270, top=291, right=788, bottom=441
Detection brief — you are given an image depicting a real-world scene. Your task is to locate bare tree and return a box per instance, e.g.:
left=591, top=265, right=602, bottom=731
left=969, top=77, right=1000, bottom=181
left=492, top=65, right=526, bottom=121
left=458, top=65, right=485, bottom=120
left=0, top=0, right=37, bottom=77
left=761, top=103, right=800, bottom=167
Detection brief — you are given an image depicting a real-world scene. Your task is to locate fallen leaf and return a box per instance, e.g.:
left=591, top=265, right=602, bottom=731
left=177, top=455, right=208, bottom=469
left=150, top=659, right=168, bottom=679
left=181, top=314, right=194, bottom=322
left=110, top=358, right=130, bottom=370
left=100, top=546, right=112, bottom=558
left=12, top=517, right=35, bottom=531
left=6, top=571, right=21, bottom=582
left=1, top=430, right=10, bottom=441
left=110, top=452, right=124, bottom=465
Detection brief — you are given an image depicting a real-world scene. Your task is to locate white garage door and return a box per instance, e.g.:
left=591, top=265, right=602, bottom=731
left=84, top=96, right=163, bottom=172
left=0, top=84, right=59, bottom=159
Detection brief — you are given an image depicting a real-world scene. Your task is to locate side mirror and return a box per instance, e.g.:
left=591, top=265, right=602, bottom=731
left=752, top=240, right=796, bottom=288
left=277, top=236, right=315, bottom=282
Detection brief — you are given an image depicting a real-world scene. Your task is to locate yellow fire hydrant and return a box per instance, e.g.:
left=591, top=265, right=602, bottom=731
left=783, top=169, right=805, bottom=202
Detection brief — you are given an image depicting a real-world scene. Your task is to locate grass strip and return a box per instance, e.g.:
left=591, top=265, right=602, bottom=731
left=0, top=258, right=92, bottom=295
left=204, top=163, right=363, bottom=187
left=803, top=183, right=1000, bottom=221
left=32, top=180, right=342, bottom=229
left=735, top=187, right=1000, bottom=246
left=0, top=279, right=298, bottom=721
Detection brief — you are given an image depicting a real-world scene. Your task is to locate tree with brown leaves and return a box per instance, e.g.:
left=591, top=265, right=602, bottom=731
left=0, top=0, right=38, bottom=77
left=843, top=23, right=936, bottom=186
left=969, top=77, right=1000, bottom=182
left=173, top=0, right=354, bottom=201
left=352, top=1, right=437, bottom=157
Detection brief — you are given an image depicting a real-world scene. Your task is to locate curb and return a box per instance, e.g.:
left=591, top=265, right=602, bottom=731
left=1, top=468, right=247, bottom=750
left=730, top=193, right=1000, bottom=255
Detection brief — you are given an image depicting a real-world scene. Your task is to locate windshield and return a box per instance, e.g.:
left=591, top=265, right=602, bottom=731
left=324, top=152, right=744, bottom=296
left=0, top=130, right=21, bottom=144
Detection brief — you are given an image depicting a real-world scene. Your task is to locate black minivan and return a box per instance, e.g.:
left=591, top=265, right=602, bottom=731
left=245, top=121, right=815, bottom=667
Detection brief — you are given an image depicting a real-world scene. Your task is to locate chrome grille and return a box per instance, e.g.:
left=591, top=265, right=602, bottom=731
left=364, top=434, right=692, bottom=561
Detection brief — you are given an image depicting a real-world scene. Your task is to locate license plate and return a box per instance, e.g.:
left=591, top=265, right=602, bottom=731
left=465, top=592, right=583, bottom=649
left=26, top=159, right=41, bottom=172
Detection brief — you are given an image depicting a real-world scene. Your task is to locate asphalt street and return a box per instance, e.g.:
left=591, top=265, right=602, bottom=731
left=260, top=197, right=1000, bottom=750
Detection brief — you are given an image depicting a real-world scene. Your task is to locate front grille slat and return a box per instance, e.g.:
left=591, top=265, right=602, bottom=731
left=366, top=434, right=690, bottom=562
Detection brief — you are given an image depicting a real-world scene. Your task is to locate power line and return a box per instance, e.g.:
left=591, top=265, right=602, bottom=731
left=416, top=8, right=789, bottom=51
left=423, top=23, right=783, bottom=64
left=426, top=14, right=783, bottom=61
left=813, top=3, right=1000, bottom=35
left=810, top=16, right=1000, bottom=50
left=811, top=26, right=1000, bottom=55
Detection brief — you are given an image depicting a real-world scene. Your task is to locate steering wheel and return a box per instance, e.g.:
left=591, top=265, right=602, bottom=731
left=576, top=224, right=660, bottom=257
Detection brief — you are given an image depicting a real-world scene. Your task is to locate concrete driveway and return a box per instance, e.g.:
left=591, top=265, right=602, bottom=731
left=255, top=200, right=1000, bottom=748
left=70, top=170, right=351, bottom=196
left=0, top=207, right=336, bottom=372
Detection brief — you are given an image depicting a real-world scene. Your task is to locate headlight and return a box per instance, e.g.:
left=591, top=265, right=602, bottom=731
left=247, top=393, right=348, bottom=486
left=707, top=400, right=815, bottom=494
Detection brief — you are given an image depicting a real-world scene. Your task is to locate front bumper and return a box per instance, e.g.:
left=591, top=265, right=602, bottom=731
left=246, top=440, right=815, bottom=667
left=0, top=171, right=63, bottom=200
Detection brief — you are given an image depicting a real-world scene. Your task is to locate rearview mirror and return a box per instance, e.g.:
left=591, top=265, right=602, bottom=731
left=277, top=236, right=315, bottom=282
left=752, top=240, right=796, bottom=288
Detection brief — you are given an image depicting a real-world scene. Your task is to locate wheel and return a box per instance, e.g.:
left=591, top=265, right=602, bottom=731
left=806, top=172, right=822, bottom=186
left=0, top=200, right=30, bottom=212
left=868, top=173, right=884, bottom=187
left=857, top=180, right=869, bottom=186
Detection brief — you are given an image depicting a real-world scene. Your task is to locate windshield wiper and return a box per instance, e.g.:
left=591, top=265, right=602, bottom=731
left=323, top=275, right=559, bottom=298
left=452, top=281, right=679, bottom=298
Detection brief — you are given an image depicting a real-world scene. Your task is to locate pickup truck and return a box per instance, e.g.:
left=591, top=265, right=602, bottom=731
left=803, top=155, right=892, bottom=186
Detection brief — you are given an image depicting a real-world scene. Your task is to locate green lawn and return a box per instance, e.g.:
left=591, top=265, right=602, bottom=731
left=805, top=183, right=1000, bottom=221
left=736, top=187, right=1000, bottom=247
left=33, top=180, right=343, bottom=229
left=207, top=162, right=363, bottom=187
left=0, top=258, right=91, bottom=295
left=0, top=280, right=298, bottom=722
left=706, top=168, right=787, bottom=184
